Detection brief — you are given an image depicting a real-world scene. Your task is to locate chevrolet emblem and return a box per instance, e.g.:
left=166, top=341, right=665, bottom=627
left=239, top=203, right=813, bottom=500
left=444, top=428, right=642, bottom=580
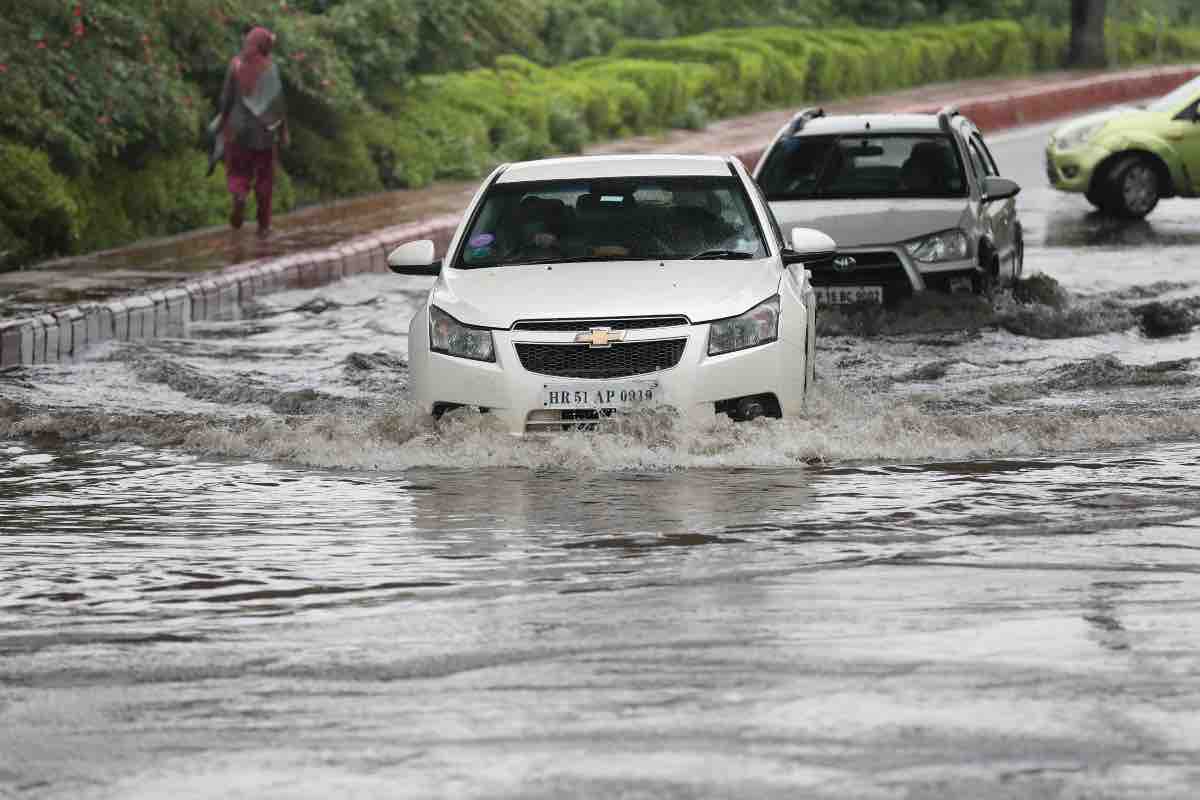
left=575, top=327, right=624, bottom=348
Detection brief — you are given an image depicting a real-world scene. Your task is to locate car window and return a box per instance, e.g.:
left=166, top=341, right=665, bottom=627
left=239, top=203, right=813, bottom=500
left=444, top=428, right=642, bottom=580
left=1147, top=74, right=1200, bottom=114
left=757, top=134, right=967, bottom=199
left=747, top=175, right=786, bottom=251
left=456, top=176, right=768, bottom=268
left=970, top=133, right=1000, bottom=176
left=966, top=138, right=993, bottom=185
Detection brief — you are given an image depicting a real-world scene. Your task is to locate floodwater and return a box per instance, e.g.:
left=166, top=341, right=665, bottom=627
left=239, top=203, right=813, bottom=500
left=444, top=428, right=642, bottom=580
left=2, top=121, right=1200, bottom=799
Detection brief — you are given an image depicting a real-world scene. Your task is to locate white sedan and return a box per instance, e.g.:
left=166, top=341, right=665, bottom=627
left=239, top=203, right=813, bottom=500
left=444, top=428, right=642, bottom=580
left=387, top=154, right=834, bottom=435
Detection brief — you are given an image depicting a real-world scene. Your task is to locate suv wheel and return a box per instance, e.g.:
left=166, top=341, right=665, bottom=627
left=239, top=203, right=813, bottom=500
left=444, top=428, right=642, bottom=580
left=1108, top=156, right=1160, bottom=218
left=973, top=257, right=999, bottom=299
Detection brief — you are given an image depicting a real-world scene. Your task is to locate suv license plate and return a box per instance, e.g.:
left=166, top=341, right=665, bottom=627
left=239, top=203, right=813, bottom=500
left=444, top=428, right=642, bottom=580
left=814, top=285, right=883, bottom=305
left=542, top=381, right=659, bottom=409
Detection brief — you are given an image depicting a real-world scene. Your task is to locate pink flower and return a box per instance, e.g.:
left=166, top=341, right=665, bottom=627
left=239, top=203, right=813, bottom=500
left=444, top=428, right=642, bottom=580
left=0, top=64, right=7, bottom=73
left=97, top=115, right=110, bottom=125
left=75, top=23, right=85, bottom=37
left=36, top=40, right=47, bottom=50
left=74, top=5, right=83, bottom=17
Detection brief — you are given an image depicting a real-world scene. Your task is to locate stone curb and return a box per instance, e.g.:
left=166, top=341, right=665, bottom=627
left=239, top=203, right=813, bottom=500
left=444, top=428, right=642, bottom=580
left=2, top=65, right=1196, bottom=372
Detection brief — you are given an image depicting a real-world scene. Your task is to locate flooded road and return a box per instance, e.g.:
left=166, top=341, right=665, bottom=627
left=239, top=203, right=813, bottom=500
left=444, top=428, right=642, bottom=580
left=3, top=119, right=1200, bottom=798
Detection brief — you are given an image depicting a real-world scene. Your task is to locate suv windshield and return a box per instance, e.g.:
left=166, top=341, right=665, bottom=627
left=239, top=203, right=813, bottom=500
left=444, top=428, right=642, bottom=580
left=1147, top=75, right=1200, bottom=113
left=456, top=176, right=768, bottom=268
left=758, top=134, right=968, bottom=200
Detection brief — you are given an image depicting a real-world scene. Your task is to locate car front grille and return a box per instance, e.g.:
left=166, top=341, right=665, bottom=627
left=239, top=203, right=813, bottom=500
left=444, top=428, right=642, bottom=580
left=515, top=339, right=686, bottom=379
left=512, top=316, right=689, bottom=332
left=809, top=250, right=914, bottom=303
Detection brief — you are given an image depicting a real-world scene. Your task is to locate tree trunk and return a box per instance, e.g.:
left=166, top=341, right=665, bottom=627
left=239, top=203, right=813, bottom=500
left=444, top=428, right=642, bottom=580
left=1068, top=0, right=1108, bottom=68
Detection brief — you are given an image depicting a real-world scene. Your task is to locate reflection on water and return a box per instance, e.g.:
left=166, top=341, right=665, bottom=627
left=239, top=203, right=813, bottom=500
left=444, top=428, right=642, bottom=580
left=3, top=439, right=1200, bottom=799
left=1043, top=207, right=1200, bottom=249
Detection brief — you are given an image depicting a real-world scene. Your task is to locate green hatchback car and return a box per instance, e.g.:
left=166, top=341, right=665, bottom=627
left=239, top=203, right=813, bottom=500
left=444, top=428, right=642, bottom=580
left=1046, top=74, right=1200, bottom=218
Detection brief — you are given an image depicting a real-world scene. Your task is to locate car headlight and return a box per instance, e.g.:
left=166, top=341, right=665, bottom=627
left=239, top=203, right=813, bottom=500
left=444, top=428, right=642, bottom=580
left=708, top=296, right=779, bottom=356
left=429, top=305, right=495, bottom=362
left=1053, top=120, right=1105, bottom=151
left=904, top=229, right=969, bottom=264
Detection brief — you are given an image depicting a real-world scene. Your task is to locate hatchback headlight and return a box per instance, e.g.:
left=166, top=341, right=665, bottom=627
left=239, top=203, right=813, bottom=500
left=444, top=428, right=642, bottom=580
left=708, top=296, right=779, bottom=356
left=905, top=229, right=969, bottom=263
left=1054, top=120, right=1105, bottom=151
left=430, top=305, right=495, bottom=362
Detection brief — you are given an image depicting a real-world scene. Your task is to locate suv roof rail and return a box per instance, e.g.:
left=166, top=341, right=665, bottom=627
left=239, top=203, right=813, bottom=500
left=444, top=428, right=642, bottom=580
left=937, top=105, right=960, bottom=133
left=787, top=107, right=825, bottom=135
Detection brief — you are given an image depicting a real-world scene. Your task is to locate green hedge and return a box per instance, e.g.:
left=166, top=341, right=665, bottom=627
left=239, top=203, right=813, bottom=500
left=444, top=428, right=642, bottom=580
left=8, top=19, right=1200, bottom=267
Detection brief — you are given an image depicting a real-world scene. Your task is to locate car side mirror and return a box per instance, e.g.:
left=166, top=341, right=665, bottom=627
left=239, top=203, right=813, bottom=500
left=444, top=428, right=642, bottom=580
left=387, top=240, right=441, bottom=275
left=783, top=227, right=837, bottom=266
left=982, top=176, right=1021, bottom=202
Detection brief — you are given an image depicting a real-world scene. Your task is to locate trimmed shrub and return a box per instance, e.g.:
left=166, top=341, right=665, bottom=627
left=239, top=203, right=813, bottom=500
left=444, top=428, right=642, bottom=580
left=0, top=142, right=80, bottom=260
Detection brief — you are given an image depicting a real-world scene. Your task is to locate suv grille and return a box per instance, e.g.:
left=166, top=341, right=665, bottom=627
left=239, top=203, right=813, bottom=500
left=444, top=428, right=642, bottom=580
left=515, top=339, right=686, bottom=379
left=809, top=251, right=914, bottom=303
left=512, top=316, right=689, bottom=332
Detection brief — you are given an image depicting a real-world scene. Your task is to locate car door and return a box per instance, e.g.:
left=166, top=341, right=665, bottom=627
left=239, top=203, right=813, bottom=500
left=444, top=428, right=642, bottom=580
left=1167, top=97, right=1200, bottom=194
left=967, top=129, right=1018, bottom=281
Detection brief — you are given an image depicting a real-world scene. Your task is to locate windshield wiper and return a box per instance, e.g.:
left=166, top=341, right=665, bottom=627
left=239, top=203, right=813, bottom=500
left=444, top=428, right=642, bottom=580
left=690, top=249, right=757, bottom=260
left=462, top=254, right=639, bottom=268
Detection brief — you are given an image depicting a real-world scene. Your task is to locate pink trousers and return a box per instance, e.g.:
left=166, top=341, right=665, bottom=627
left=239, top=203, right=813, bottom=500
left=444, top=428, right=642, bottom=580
left=225, top=142, right=275, bottom=230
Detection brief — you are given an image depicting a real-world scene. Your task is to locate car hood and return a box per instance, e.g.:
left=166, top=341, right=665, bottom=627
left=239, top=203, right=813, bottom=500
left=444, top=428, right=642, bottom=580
left=433, top=258, right=782, bottom=328
left=769, top=198, right=970, bottom=249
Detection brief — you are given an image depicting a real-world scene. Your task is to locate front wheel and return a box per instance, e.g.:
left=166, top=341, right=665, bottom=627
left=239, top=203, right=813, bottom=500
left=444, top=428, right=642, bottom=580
left=1107, top=156, right=1160, bottom=219
left=1085, top=184, right=1113, bottom=213
left=973, top=257, right=999, bottom=299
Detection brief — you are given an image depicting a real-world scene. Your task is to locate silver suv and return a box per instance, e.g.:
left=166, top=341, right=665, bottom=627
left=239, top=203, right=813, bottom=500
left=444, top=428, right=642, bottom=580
left=753, top=107, right=1023, bottom=305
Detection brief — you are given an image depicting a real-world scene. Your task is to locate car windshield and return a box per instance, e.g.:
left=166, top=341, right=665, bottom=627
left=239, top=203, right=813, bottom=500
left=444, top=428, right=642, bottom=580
left=1146, top=75, right=1200, bottom=113
left=758, top=133, right=968, bottom=200
left=456, top=176, right=768, bottom=268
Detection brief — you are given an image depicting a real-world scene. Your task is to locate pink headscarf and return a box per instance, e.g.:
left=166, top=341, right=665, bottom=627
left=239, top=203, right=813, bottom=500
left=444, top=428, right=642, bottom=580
left=234, top=27, right=275, bottom=96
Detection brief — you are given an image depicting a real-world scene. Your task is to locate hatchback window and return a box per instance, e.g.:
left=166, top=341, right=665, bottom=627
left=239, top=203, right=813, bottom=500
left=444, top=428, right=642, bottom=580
left=1147, top=74, right=1200, bottom=114
left=457, top=176, right=768, bottom=268
left=758, top=134, right=968, bottom=200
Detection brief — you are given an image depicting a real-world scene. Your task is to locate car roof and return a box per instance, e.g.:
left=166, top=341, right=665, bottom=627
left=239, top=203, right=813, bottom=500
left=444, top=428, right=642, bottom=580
left=793, top=113, right=950, bottom=136
left=496, top=154, right=733, bottom=184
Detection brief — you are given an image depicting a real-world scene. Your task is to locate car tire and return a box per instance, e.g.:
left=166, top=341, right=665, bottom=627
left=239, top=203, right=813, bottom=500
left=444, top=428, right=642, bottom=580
left=973, top=257, right=999, bottom=299
left=1107, top=156, right=1161, bottom=219
left=1085, top=184, right=1114, bottom=213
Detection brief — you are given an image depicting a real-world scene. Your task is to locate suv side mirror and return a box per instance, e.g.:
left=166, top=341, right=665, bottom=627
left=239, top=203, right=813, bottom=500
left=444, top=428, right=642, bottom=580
left=387, top=240, right=441, bottom=275
left=783, top=227, right=837, bottom=266
left=982, top=176, right=1021, bottom=202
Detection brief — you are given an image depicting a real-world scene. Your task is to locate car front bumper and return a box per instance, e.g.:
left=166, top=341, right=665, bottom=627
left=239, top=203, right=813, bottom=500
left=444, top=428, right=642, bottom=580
left=1045, top=141, right=1106, bottom=193
left=409, top=318, right=811, bottom=435
left=808, top=247, right=978, bottom=304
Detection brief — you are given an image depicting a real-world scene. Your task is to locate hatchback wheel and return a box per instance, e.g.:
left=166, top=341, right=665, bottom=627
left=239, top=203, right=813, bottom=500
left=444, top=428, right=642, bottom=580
left=1108, top=156, right=1160, bottom=219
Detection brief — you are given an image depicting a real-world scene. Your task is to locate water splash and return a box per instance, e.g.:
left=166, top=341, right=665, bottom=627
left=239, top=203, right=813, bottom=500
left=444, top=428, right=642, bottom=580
left=6, top=380, right=1200, bottom=472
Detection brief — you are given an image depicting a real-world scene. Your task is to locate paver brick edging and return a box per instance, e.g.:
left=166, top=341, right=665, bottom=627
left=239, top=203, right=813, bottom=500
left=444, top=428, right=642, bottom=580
left=2, top=65, right=1197, bottom=372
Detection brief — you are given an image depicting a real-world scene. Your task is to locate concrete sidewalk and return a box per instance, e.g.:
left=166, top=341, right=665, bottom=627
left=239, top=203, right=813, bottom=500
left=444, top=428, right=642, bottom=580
left=2, top=64, right=1197, bottom=370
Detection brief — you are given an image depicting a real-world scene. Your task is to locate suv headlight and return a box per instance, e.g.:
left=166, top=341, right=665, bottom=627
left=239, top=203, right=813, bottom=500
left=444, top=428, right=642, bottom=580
left=905, top=229, right=969, bottom=263
left=708, top=296, right=779, bottom=356
left=430, top=305, right=495, bottom=362
left=1053, top=120, right=1105, bottom=151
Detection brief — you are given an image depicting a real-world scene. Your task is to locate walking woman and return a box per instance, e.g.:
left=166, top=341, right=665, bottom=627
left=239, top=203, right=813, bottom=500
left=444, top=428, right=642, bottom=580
left=212, top=27, right=288, bottom=237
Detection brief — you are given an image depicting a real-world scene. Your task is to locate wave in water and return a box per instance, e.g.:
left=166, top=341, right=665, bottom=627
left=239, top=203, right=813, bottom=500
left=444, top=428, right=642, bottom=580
left=5, top=376, right=1200, bottom=471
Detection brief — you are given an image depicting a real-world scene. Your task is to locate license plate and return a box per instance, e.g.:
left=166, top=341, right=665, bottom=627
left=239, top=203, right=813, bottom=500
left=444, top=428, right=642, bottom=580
left=541, top=381, right=659, bottom=409
left=814, top=285, right=884, bottom=305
